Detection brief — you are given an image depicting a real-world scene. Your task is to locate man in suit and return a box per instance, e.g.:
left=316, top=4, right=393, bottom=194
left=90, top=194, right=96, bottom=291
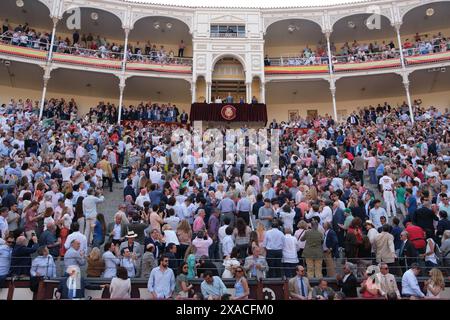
left=377, top=262, right=401, bottom=299
left=123, top=179, right=136, bottom=201
left=243, top=246, right=269, bottom=280
left=288, top=265, right=311, bottom=300
left=398, top=231, right=418, bottom=273
left=119, top=231, right=143, bottom=259
left=323, top=222, right=338, bottom=277
left=412, top=199, right=439, bottom=239
left=144, top=228, right=165, bottom=259
left=311, top=279, right=335, bottom=300
left=332, top=201, right=346, bottom=247
left=336, top=262, right=358, bottom=297
left=127, top=214, right=148, bottom=244
left=107, top=215, right=128, bottom=246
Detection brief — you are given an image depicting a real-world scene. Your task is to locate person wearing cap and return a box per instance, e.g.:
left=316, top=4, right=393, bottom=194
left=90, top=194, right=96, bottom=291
left=401, top=263, right=425, bottom=298
left=119, top=230, right=142, bottom=260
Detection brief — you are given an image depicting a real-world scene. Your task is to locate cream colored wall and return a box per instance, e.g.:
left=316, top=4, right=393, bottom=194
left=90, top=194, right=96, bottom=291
left=267, top=90, right=450, bottom=122
left=252, top=78, right=261, bottom=100
left=0, top=84, right=191, bottom=115
left=265, top=26, right=450, bottom=57
left=195, top=77, right=206, bottom=102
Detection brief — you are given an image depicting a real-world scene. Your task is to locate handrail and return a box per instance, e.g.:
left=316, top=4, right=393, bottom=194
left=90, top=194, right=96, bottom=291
left=0, top=34, right=192, bottom=66
left=266, top=42, right=450, bottom=67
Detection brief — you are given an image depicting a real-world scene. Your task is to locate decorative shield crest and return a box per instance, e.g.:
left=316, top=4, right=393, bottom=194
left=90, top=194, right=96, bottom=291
left=221, top=104, right=237, bottom=121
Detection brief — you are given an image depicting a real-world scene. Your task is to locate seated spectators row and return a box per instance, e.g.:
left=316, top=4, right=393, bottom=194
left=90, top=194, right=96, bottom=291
left=0, top=19, right=189, bottom=65
left=264, top=32, right=450, bottom=66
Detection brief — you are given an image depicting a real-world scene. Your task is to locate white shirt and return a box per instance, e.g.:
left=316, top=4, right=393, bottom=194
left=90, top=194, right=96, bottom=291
left=369, top=207, right=387, bottom=229
left=379, top=175, right=394, bottom=191
left=61, top=166, right=73, bottom=182
left=279, top=210, right=295, bottom=231
left=136, top=194, right=150, bottom=208
left=163, top=230, right=180, bottom=245
left=282, top=234, right=299, bottom=263
left=367, top=228, right=380, bottom=252
left=82, top=195, right=104, bottom=219
left=218, top=224, right=229, bottom=243
left=222, top=235, right=234, bottom=257
left=149, top=169, right=162, bottom=183
left=319, top=206, right=333, bottom=225
left=401, top=269, right=425, bottom=298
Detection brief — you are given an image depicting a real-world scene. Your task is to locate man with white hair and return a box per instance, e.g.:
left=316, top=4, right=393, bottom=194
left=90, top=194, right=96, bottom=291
left=64, top=239, right=86, bottom=270
left=135, top=188, right=150, bottom=208
left=55, top=265, right=105, bottom=299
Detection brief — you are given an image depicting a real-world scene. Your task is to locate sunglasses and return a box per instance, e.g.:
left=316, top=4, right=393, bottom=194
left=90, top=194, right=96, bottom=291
left=236, top=270, right=243, bottom=273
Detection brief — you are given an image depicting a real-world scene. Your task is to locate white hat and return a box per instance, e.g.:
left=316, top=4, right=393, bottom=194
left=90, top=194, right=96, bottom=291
left=125, top=231, right=138, bottom=238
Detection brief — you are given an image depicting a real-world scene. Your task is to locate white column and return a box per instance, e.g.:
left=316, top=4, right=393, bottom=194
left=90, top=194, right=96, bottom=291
left=325, top=31, right=334, bottom=75
left=402, top=73, right=414, bottom=125
left=326, top=31, right=337, bottom=121
left=47, top=17, right=59, bottom=64
left=330, top=79, right=338, bottom=122
left=260, top=82, right=265, bottom=104
left=191, top=81, right=197, bottom=103
left=206, top=82, right=211, bottom=103
left=39, top=70, right=51, bottom=121
left=394, top=23, right=406, bottom=69
left=246, top=82, right=252, bottom=104
left=117, top=77, right=126, bottom=124
left=121, top=28, right=130, bottom=72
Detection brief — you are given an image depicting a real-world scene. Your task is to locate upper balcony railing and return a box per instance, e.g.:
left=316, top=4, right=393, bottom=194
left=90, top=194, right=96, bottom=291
left=0, top=34, right=192, bottom=74
left=265, top=42, right=450, bottom=75
left=210, top=32, right=246, bottom=38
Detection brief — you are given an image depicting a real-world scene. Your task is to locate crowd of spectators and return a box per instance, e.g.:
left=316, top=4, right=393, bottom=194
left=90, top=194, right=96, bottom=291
left=0, top=19, right=189, bottom=65
left=0, top=94, right=449, bottom=300
left=264, top=32, right=450, bottom=66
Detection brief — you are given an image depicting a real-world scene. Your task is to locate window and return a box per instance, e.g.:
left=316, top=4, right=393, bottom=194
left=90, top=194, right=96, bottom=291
left=210, top=25, right=246, bottom=38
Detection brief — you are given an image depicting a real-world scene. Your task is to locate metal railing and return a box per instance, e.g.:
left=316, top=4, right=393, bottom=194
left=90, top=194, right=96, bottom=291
left=266, top=42, right=450, bottom=67
left=210, top=32, right=246, bottom=38
left=0, top=34, right=192, bottom=66
left=6, top=255, right=450, bottom=280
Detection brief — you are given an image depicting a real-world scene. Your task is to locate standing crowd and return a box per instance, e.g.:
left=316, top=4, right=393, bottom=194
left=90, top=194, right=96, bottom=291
left=0, top=95, right=449, bottom=300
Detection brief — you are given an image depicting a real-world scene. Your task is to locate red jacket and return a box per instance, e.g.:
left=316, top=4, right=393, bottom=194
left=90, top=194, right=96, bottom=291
left=405, top=225, right=426, bottom=249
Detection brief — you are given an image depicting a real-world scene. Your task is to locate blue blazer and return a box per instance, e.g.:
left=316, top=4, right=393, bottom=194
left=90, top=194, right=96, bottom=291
left=325, top=229, right=339, bottom=258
